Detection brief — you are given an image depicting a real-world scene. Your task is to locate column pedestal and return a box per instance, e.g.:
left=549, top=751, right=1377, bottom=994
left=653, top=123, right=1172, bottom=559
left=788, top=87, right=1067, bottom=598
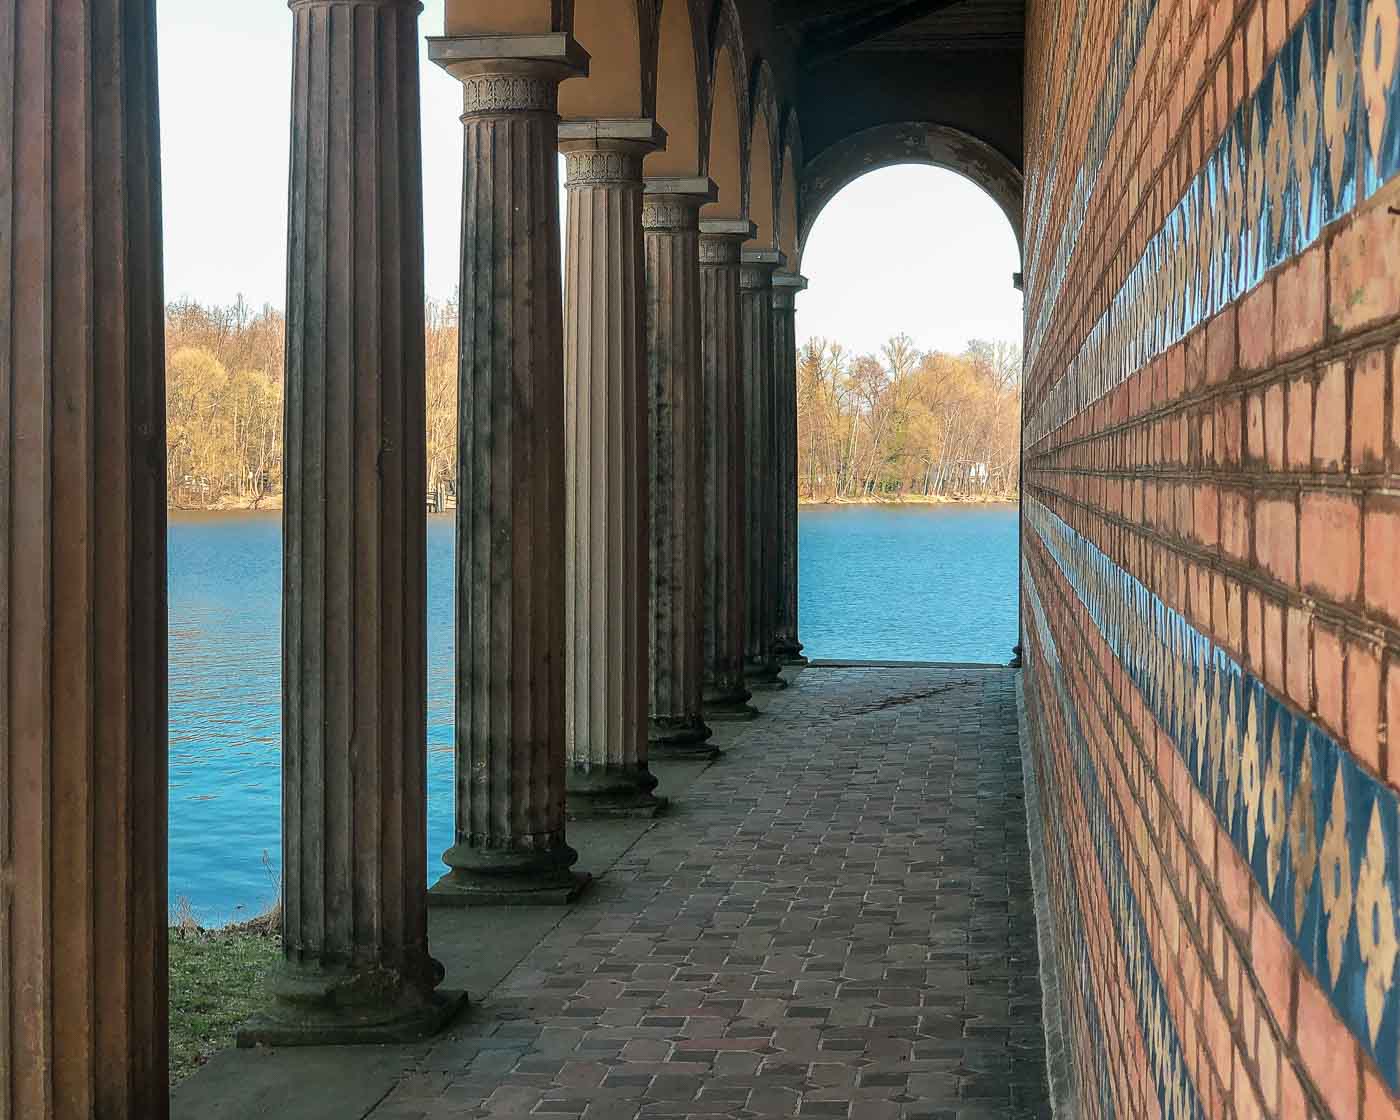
left=428, top=34, right=590, bottom=904
left=699, top=220, right=760, bottom=721
left=243, top=0, right=464, bottom=1043
left=561, top=120, right=668, bottom=817
left=2, top=1, right=169, bottom=1110
left=772, top=272, right=808, bottom=667
left=741, top=249, right=787, bottom=691
left=644, top=178, right=719, bottom=759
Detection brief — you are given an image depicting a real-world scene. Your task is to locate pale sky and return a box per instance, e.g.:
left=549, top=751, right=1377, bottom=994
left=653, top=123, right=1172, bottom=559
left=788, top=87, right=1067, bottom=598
left=157, top=3, right=1022, bottom=357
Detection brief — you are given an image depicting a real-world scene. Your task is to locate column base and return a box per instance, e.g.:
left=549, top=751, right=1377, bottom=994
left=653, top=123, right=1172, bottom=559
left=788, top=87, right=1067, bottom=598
left=704, top=680, right=759, bottom=721
left=648, top=715, right=714, bottom=746
left=648, top=718, right=720, bottom=760
left=237, top=960, right=466, bottom=1048
left=430, top=843, right=590, bottom=906
left=745, top=659, right=788, bottom=691
left=566, top=764, right=667, bottom=819
left=704, top=701, right=759, bottom=722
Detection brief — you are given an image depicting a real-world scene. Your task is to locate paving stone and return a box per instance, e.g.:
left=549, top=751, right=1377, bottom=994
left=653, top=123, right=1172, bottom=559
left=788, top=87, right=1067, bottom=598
left=364, top=669, right=1048, bottom=1120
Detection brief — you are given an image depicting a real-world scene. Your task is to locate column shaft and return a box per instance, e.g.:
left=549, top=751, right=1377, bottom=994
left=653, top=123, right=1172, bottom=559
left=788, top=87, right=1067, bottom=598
left=698, top=226, right=758, bottom=720
left=772, top=274, right=806, bottom=664
left=1, top=2, right=168, bottom=1114
left=562, top=139, right=662, bottom=815
left=246, top=0, right=459, bottom=1045
left=430, top=40, right=588, bottom=903
left=740, top=254, right=786, bottom=690
left=644, top=184, right=716, bottom=756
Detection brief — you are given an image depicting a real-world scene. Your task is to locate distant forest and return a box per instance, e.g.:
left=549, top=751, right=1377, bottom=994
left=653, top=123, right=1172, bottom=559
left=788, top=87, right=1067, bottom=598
left=164, top=299, right=1019, bottom=509
left=797, top=335, right=1021, bottom=502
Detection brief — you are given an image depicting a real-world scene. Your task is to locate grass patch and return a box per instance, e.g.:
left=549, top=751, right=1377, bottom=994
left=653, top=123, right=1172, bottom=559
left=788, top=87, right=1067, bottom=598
left=168, top=913, right=280, bottom=1084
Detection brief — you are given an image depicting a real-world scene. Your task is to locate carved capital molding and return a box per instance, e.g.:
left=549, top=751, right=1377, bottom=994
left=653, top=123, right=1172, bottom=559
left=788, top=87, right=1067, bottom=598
left=739, top=264, right=779, bottom=291
left=642, top=195, right=704, bottom=231
left=461, top=73, right=558, bottom=116
left=698, top=236, right=743, bottom=265
left=564, top=149, right=645, bottom=188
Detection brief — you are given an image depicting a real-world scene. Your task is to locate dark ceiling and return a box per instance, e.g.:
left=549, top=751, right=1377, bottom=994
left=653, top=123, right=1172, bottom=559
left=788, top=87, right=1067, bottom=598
left=775, top=0, right=1026, bottom=67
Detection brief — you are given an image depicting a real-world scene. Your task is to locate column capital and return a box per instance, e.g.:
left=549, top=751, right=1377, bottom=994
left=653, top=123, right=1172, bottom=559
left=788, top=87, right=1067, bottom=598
left=740, top=248, right=786, bottom=290
left=700, top=217, right=758, bottom=240
left=560, top=116, right=666, bottom=148
left=427, top=33, right=588, bottom=112
left=642, top=177, right=716, bottom=230
left=560, top=119, right=664, bottom=187
left=773, top=271, right=809, bottom=294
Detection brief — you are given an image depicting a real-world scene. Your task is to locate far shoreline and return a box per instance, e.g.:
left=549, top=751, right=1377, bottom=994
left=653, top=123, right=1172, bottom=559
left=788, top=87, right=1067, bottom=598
left=169, top=494, right=1019, bottom=514
left=798, top=494, right=1016, bottom=507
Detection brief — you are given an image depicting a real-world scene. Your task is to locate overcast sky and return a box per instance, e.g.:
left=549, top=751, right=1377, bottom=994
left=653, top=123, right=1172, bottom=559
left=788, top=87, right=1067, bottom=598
left=157, top=2, right=1022, bottom=358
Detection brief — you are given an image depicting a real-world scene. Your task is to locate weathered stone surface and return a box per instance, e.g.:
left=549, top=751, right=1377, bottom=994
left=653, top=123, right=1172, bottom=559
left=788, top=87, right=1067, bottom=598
left=771, top=273, right=807, bottom=665
left=429, top=37, right=588, bottom=903
left=1, top=1, right=169, bottom=1112
left=740, top=250, right=787, bottom=690
left=244, top=0, right=461, bottom=1046
left=361, top=667, right=1051, bottom=1120
left=699, top=221, right=760, bottom=721
left=562, top=132, right=664, bottom=816
left=644, top=181, right=717, bottom=758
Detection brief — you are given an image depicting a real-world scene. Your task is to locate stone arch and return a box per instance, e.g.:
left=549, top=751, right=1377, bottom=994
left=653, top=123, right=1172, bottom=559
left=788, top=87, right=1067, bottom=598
left=647, top=0, right=707, bottom=175
left=560, top=0, right=657, bottom=120
left=700, top=0, right=748, bottom=221
left=797, top=122, right=1024, bottom=268
left=744, top=59, right=780, bottom=249
left=777, top=109, right=802, bottom=261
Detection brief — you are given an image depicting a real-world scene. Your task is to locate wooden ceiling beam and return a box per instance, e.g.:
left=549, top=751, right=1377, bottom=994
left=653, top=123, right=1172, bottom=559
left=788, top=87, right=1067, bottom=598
left=798, top=0, right=967, bottom=66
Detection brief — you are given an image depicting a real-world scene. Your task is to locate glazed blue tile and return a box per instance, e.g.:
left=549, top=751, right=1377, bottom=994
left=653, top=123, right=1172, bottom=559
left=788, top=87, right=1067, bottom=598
left=1294, top=5, right=1327, bottom=247
left=1288, top=727, right=1330, bottom=978
left=1359, top=0, right=1400, bottom=198
left=1372, top=791, right=1400, bottom=1088
left=1320, top=0, right=1360, bottom=224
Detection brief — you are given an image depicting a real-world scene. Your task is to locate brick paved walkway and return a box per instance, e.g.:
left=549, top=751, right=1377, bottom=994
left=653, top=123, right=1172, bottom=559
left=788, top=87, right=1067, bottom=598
left=372, top=668, right=1049, bottom=1120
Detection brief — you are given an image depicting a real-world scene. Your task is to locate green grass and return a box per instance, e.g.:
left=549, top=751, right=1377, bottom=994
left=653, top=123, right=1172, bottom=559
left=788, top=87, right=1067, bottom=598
left=167, top=925, right=280, bottom=1083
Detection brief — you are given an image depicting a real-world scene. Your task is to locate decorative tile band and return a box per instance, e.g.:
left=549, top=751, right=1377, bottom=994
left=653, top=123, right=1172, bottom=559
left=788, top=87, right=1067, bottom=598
left=1026, top=495, right=1400, bottom=1091
left=1025, top=0, right=1157, bottom=366
left=1024, top=570, right=1205, bottom=1119
left=1025, top=744, right=1118, bottom=1116
left=1025, top=0, right=1400, bottom=447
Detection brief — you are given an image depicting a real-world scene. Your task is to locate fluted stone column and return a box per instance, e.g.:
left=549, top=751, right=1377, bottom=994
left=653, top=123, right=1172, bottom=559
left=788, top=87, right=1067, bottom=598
left=741, top=249, right=787, bottom=690
left=560, top=120, right=666, bottom=815
left=242, top=0, right=462, bottom=1046
left=2, top=2, right=168, bottom=1111
left=699, top=221, right=760, bottom=720
left=644, top=179, right=718, bottom=757
left=772, top=272, right=808, bottom=666
left=428, top=34, right=590, bottom=903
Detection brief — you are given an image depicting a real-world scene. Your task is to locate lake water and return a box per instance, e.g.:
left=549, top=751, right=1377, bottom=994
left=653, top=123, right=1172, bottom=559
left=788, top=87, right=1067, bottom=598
left=168, top=503, right=1018, bottom=922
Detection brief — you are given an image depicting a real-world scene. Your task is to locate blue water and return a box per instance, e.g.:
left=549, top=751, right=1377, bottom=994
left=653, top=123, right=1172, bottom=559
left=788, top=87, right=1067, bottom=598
left=797, top=504, right=1019, bottom=663
left=167, top=503, right=1018, bottom=922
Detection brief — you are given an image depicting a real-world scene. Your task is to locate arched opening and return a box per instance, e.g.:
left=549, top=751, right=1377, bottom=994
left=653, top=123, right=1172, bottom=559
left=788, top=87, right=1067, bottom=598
left=798, top=122, right=1024, bottom=266
left=646, top=0, right=705, bottom=175
left=778, top=140, right=800, bottom=261
left=793, top=161, right=1024, bottom=665
left=702, top=37, right=745, bottom=220
left=746, top=106, right=776, bottom=249
left=559, top=0, right=649, bottom=120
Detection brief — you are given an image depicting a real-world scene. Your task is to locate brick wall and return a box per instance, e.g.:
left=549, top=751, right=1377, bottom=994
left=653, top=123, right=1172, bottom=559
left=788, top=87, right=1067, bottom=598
left=1020, top=0, right=1400, bottom=1113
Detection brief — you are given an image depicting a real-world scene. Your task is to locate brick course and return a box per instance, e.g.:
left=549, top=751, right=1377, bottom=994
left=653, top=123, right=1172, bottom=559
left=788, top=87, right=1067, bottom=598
left=1022, top=0, right=1400, bottom=1109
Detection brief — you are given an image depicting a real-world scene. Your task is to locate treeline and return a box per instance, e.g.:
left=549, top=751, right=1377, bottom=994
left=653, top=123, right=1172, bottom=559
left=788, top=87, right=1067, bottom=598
left=165, top=300, right=1018, bottom=509
left=164, top=298, right=458, bottom=509
left=797, top=335, right=1021, bottom=502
